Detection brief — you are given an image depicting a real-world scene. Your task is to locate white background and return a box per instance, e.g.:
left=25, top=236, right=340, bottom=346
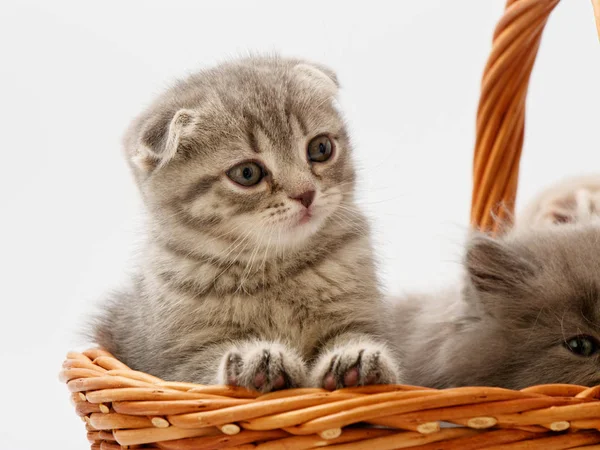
left=1, top=1, right=598, bottom=448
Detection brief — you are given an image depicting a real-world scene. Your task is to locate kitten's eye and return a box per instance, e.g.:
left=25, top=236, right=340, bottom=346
left=564, top=335, right=599, bottom=357
left=227, top=162, right=264, bottom=187
left=307, top=135, right=333, bottom=162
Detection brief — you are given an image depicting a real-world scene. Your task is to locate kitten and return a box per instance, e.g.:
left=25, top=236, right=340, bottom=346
left=93, top=56, right=399, bottom=392
left=513, top=174, right=600, bottom=230
left=388, top=184, right=600, bottom=389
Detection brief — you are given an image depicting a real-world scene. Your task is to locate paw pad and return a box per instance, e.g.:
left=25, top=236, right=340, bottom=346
left=312, top=343, right=399, bottom=390
left=219, top=342, right=306, bottom=393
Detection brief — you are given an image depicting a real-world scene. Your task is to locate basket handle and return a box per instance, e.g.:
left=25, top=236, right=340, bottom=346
left=595, top=0, right=600, bottom=38
left=470, top=0, right=600, bottom=233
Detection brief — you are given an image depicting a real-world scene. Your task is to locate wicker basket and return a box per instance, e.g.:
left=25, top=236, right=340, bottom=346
left=62, top=1, right=600, bottom=449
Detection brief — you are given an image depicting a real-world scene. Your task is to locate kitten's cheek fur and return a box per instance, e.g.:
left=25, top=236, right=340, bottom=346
left=216, top=341, right=308, bottom=393
left=310, top=341, right=401, bottom=390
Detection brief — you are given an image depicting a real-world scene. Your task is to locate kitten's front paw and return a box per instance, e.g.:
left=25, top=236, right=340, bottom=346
left=217, top=341, right=307, bottom=393
left=311, top=340, right=400, bottom=390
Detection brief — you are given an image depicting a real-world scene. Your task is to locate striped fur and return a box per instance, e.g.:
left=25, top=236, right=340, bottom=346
left=93, top=56, right=399, bottom=391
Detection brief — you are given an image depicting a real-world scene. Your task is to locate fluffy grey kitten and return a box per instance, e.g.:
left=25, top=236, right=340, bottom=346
left=388, top=185, right=600, bottom=389
left=93, top=56, right=399, bottom=392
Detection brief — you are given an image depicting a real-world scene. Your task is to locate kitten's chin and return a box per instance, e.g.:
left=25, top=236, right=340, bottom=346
left=233, top=206, right=335, bottom=252
left=298, top=210, right=312, bottom=225
left=295, top=216, right=322, bottom=235
left=266, top=210, right=328, bottom=250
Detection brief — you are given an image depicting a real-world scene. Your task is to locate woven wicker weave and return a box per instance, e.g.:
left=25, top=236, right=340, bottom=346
left=63, top=349, right=600, bottom=450
left=62, top=1, right=600, bottom=448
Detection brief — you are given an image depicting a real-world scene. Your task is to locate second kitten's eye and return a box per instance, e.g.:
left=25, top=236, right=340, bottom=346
left=564, top=335, right=599, bottom=357
left=307, top=135, right=333, bottom=162
left=227, top=162, right=264, bottom=187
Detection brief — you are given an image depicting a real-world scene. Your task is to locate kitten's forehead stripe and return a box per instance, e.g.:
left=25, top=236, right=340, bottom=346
left=234, top=84, right=324, bottom=156
left=298, top=115, right=308, bottom=137
left=291, top=111, right=308, bottom=137
left=247, top=128, right=260, bottom=154
left=241, top=109, right=270, bottom=144
left=283, top=89, right=294, bottom=130
left=284, top=90, right=308, bottom=136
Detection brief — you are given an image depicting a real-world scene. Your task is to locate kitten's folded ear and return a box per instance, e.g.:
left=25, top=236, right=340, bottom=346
left=293, top=63, right=339, bottom=97
left=465, top=233, right=537, bottom=294
left=131, top=108, right=199, bottom=172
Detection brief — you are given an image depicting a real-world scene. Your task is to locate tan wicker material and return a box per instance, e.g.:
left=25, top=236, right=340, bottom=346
left=594, top=0, right=600, bottom=38
left=62, top=350, right=600, bottom=449
left=472, top=0, right=556, bottom=232
left=63, top=0, right=600, bottom=448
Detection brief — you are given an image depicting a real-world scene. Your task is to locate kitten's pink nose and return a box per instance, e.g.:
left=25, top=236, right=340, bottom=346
left=291, top=190, right=316, bottom=209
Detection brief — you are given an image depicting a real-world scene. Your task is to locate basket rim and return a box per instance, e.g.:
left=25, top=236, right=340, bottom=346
left=63, top=348, right=600, bottom=449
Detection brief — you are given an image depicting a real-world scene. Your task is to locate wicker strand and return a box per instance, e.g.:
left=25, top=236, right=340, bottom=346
left=62, top=350, right=600, bottom=449
left=594, top=0, right=600, bottom=38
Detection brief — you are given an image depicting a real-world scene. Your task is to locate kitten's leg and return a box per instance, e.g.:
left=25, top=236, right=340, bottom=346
left=310, top=333, right=400, bottom=390
left=216, top=340, right=307, bottom=393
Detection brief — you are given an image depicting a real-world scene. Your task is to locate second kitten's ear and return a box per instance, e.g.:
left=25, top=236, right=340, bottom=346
left=465, top=234, right=536, bottom=294
left=293, top=63, right=339, bottom=97
left=132, top=108, right=198, bottom=172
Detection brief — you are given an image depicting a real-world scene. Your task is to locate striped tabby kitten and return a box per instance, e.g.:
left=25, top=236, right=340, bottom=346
left=93, top=56, right=399, bottom=392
